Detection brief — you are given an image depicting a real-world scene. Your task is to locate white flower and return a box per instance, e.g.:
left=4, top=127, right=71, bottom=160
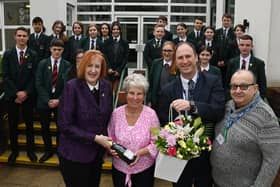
left=183, top=123, right=193, bottom=135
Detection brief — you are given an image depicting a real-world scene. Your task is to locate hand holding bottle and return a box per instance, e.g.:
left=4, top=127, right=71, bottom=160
left=94, top=135, right=112, bottom=149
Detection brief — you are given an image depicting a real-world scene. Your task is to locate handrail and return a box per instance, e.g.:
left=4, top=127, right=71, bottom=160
left=113, top=65, right=127, bottom=109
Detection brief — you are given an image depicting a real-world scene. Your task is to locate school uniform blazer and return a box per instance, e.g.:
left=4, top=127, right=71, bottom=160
left=2, top=47, right=38, bottom=101
left=143, top=38, right=166, bottom=68
left=157, top=72, right=225, bottom=125
left=79, top=37, right=104, bottom=52
left=57, top=78, right=113, bottom=163
left=147, top=58, right=177, bottom=107
left=66, top=35, right=85, bottom=63
left=187, top=30, right=204, bottom=46
left=208, top=65, right=222, bottom=77
left=215, top=27, right=235, bottom=62
left=173, top=37, right=196, bottom=46
left=196, top=39, right=219, bottom=66
left=225, top=56, right=267, bottom=99
left=103, top=37, right=129, bottom=74
left=35, top=57, right=71, bottom=109
left=28, top=33, right=49, bottom=61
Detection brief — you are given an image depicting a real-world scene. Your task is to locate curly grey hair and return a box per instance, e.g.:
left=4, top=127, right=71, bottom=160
left=122, top=73, right=149, bottom=94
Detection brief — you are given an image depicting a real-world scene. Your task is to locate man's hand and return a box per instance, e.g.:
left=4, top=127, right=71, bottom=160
left=172, top=99, right=191, bottom=112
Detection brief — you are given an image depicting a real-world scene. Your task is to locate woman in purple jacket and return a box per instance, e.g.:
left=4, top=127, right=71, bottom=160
left=57, top=50, right=113, bottom=187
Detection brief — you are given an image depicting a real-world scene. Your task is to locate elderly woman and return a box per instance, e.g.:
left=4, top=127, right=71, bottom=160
left=147, top=41, right=177, bottom=114
left=108, top=73, right=160, bottom=187
left=58, top=50, right=113, bottom=187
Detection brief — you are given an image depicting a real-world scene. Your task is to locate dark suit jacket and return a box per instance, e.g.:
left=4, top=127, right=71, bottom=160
left=207, top=65, right=222, bottom=77
left=158, top=72, right=225, bottom=126
left=225, top=56, right=267, bottom=99
left=79, top=37, right=104, bottom=52
left=103, top=37, right=129, bottom=75
left=187, top=30, right=204, bottom=46
left=147, top=58, right=177, bottom=108
left=173, top=37, right=196, bottom=46
left=215, top=27, right=235, bottom=62
left=2, top=47, right=38, bottom=101
left=35, top=57, right=71, bottom=109
left=143, top=38, right=166, bottom=71
left=28, top=33, right=49, bottom=62
left=66, top=35, right=85, bottom=63
left=57, top=78, right=112, bottom=163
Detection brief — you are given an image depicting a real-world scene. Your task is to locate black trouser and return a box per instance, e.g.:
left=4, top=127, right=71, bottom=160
left=112, top=164, right=155, bottom=187
left=7, top=99, right=34, bottom=152
left=59, top=155, right=103, bottom=187
left=38, top=107, right=58, bottom=152
left=173, top=151, right=213, bottom=187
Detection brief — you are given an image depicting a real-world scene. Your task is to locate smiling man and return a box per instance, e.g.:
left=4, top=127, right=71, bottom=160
left=211, top=70, right=280, bottom=187
left=36, top=39, right=70, bottom=162
left=157, top=42, right=225, bottom=187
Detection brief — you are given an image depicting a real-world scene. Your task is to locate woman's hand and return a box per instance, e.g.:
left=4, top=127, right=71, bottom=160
left=129, top=148, right=150, bottom=167
left=94, top=135, right=112, bottom=149
left=129, top=152, right=140, bottom=167
left=109, top=149, right=120, bottom=159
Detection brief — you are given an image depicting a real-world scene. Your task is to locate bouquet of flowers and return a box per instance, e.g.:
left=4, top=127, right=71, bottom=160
left=151, top=114, right=212, bottom=160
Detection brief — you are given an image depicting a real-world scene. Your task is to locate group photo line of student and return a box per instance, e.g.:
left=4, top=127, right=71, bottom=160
left=1, top=13, right=279, bottom=187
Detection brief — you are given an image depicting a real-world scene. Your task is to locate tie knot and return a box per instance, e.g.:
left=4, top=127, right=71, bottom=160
left=114, top=38, right=118, bottom=42
left=164, top=63, right=170, bottom=68
left=54, top=60, right=58, bottom=64
left=188, top=80, right=195, bottom=89
left=20, top=51, right=24, bottom=56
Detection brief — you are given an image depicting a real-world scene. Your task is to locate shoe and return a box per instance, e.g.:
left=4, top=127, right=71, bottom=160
left=39, top=152, right=53, bottom=163
left=27, top=151, right=37, bottom=162
left=8, top=151, right=19, bottom=165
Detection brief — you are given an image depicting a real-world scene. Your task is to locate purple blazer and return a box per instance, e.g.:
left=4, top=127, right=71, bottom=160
left=57, top=78, right=113, bottom=163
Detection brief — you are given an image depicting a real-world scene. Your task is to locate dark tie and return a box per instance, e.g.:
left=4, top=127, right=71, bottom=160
left=75, top=36, right=79, bottom=41
left=188, top=80, right=195, bottom=100
left=241, top=59, right=246, bottom=70
left=35, top=34, right=39, bottom=40
left=52, top=60, right=58, bottom=90
left=196, top=31, right=200, bottom=39
left=156, top=40, right=160, bottom=48
left=92, top=88, right=99, bottom=104
left=223, top=29, right=227, bottom=38
left=164, top=63, right=170, bottom=68
left=114, top=38, right=118, bottom=42
left=19, top=50, right=24, bottom=65
left=202, top=69, right=207, bottom=74
left=91, top=40, right=95, bottom=50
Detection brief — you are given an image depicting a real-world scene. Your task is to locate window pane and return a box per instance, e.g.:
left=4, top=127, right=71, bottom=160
left=115, top=0, right=167, bottom=2
left=4, top=2, right=30, bottom=25
left=0, top=29, right=2, bottom=51
left=171, top=6, right=206, bottom=13
left=67, top=4, right=74, bottom=26
left=78, top=5, right=111, bottom=12
left=5, top=29, right=30, bottom=50
left=171, top=15, right=206, bottom=22
left=78, top=15, right=111, bottom=22
left=78, top=0, right=111, bottom=2
left=171, top=0, right=206, bottom=3
left=115, top=6, right=167, bottom=12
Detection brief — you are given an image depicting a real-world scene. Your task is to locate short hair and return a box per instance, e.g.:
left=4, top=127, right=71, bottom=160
left=123, top=73, right=149, bottom=94
left=72, top=21, right=84, bottom=34
left=14, top=27, right=28, bottom=35
left=175, top=42, right=197, bottom=57
left=157, top=15, right=168, bottom=23
left=234, top=24, right=245, bottom=32
left=198, top=45, right=213, bottom=55
left=239, top=34, right=253, bottom=42
left=50, top=39, right=64, bottom=48
left=194, top=17, right=204, bottom=22
left=154, top=24, right=165, bottom=31
left=32, top=17, right=43, bottom=24
left=222, top=13, right=233, bottom=20
left=203, top=26, right=215, bottom=33
left=77, top=50, right=107, bottom=80
left=176, top=23, right=187, bottom=30
left=231, top=70, right=256, bottom=84
left=87, top=23, right=99, bottom=35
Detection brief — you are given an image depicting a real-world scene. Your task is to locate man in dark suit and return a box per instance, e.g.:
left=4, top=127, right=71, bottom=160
left=158, top=42, right=225, bottom=187
left=144, top=24, right=166, bottom=74
left=36, top=39, right=71, bottom=163
left=67, top=21, right=85, bottom=64
left=187, top=17, right=204, bottom=46
left=215, top=13, right=235, bottom=85
left=225, top=34, right=267, bottom=100
left=2, top=27, right=38, bottom=164
left=148, top=15, right=173, bottom=41
left=28, top=17, right=49, bottom=62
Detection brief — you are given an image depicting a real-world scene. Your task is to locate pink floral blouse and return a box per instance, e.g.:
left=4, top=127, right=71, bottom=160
left=108, top=105, right=160, bottom=186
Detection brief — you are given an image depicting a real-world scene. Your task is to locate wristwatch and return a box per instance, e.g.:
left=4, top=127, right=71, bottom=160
left=189, top=100, right=197, bottom=114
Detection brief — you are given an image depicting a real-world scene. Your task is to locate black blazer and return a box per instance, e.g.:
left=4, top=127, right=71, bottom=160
left=173, top=37, right=196, bottom=46
left=158, top=72, right=225, bottom=125
left=103, top=37, right=129, bottom=75
left=196, top=39, right=219, bottom=66
left=187, top=30, right=204, bottom=46
left=225, top=55, right=267, bottom=99
left=66, top=35, right=85, bottom=63
left=79, top=37, right=104, bottom=52
left=2, top=47, right=38, bottom=101
left=215, top=27, right=235, bottom=63
left=28, top=33, right=49, bottom=62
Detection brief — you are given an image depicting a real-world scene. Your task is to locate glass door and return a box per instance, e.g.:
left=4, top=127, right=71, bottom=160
left=116, top=15, right=158, bottom=72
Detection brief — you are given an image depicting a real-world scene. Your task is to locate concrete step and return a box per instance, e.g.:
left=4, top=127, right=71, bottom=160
left=0, top=150, right=112, bottom=170
left=18, top=121, right=57, bottom=132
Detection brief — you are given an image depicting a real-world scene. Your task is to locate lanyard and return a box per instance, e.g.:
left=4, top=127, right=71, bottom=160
left=223, top=96, right=260, bottom=141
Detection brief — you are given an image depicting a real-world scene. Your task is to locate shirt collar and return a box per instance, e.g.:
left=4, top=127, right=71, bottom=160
left=240, top=54, right=251, bottom=63
left=179, top=37, right=187, bottom=42
left=51, top=56, right=61, bottom=64
left=87, top=81, right=99, bottom=91
left=180, top=71, right=198, bottom=90
left=16, top=46, right=27, bottom=55
left=114, top=36, right=120, bottom=42
left=201, top=64, right=210, bottom=71
left=163, top=60, right=172, bottom=66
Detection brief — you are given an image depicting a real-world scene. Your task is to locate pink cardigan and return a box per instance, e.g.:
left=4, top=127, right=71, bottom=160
left=108, top=105, right=160, bottom=186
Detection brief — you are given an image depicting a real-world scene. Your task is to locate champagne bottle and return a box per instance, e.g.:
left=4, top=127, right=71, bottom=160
left=110, top=142, right=136, bottom=164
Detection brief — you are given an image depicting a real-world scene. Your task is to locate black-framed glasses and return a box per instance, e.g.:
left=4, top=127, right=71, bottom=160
left=230, top=83, right=255, bottom=90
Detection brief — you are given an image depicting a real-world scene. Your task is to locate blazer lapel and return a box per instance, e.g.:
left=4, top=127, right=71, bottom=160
left=11, top=48, right=20, bottom=71
left=193, top=72, right=203, bottom=101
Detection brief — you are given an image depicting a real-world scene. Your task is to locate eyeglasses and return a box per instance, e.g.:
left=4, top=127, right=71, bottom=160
left=163, top=49, right=173, bottom=53
left=230, top=83, right=255, bottom=90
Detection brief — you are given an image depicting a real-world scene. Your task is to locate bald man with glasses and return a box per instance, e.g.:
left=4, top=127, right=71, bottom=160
left=211, top=70, right=280, bottom=187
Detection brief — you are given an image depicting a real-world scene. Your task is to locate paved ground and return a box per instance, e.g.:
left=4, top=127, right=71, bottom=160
left=0, top=164, right=172, bottom=187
